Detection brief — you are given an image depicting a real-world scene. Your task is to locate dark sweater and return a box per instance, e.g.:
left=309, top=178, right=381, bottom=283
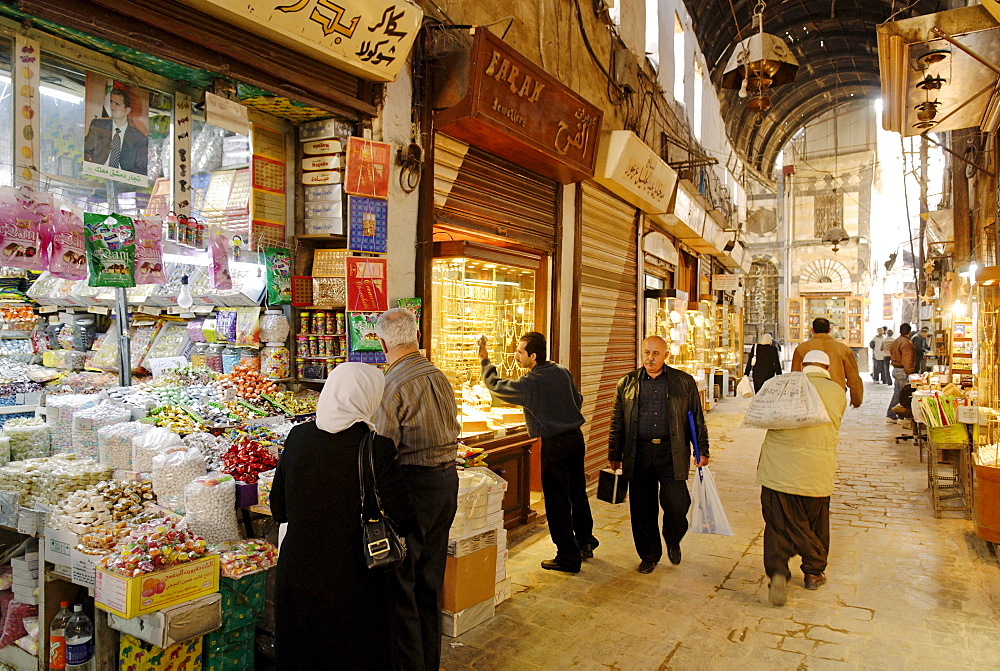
left=480, top=360, right=585, bottom=438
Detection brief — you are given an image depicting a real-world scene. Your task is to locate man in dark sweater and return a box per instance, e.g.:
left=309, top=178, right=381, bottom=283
left=478, top=331, right=597, bottom=573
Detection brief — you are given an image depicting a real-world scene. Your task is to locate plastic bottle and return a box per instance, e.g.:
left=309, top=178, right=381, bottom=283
left=48, top=601, right=72, bottom=671
left=64, top=605, right=93, bottom=670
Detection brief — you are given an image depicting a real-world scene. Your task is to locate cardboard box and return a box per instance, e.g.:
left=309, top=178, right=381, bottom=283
left=96, top=555, right=220, bottom=619
left=71, top=548, right=101, bottom=590
left=234, top=482, right=258, bottom=508
left=45, top=528, right=78, bottom=566
left=108, top=593, right=221, bottom=648
left=11, top=557, right=38, bottom=572
left=487, top=490, right=505, bottom=511
left=442, top=597, right=495, bottom=638
left=218, top=573, right=266, bottom=633
left=447, top=527, right=498, bottom=558
left=12, top=585, right=37, bottom=604
left=119, top=633, right=203, bottom=671
left=443, top=546, right=497, bottom=613
left=494, top=577, right=512, bottom=606
left=204, top=625, right=255, bottom=671
left=12, top=573, right=38, bottom=588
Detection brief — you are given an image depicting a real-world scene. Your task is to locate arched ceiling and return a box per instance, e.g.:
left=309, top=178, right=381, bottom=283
left=682, top=0, right=945, bottom=178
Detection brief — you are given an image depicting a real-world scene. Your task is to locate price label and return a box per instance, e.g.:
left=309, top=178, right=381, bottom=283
left=138, top=306, right=161, bottom=316
left=16, top=509, right=37, bottom=536
left=87, top=306, right=111, bottom=315
left=38, top=306, right=59, bottom=314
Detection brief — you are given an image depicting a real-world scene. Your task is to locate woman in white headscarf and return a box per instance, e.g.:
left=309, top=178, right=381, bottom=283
left=271, top=363, right=414, bottom=669
left=744, top=333, right=784, bottom=393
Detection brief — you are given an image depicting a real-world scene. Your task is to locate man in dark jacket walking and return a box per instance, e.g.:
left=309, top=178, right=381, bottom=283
left=479, top=332, right=597, bottom=573
left=609, top=335, right=710, bottom=574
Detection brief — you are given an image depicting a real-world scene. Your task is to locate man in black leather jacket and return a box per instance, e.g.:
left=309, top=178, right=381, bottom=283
left=609, top=335, right=710, bottom=574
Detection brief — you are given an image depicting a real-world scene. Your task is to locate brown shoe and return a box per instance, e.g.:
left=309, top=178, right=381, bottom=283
left=804, top=573, right=827, bottom=590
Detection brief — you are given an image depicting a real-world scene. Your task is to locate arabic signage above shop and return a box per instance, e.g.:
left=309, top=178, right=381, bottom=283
left=178, top=0, right=422, bottom=82
left=434, top=29, right=603, bottom=184
left=594, top=131, right=677, bottom=215
left=650, top=179, right=706, bottom=241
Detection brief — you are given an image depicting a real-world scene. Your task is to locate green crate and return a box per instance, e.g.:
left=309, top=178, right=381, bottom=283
left=204, top=635, right=254, bottom=671
left=218, top=572, right=266, bottom=633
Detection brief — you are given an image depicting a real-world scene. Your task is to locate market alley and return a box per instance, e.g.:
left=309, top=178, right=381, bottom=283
left=442, top=380, right=1000, bottom=670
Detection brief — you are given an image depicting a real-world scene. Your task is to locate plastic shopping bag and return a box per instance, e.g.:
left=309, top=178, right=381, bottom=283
left=736, top=375, right=754, bottom=398
left=741, top=371, right=831, bottom=430
left=687, top=466, right=733, bottom=535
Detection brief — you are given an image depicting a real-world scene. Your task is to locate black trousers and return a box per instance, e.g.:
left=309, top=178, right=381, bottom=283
left=541, top=428, right=596, bottom=567
left=629, top=440, right=691, bottom=563
left=760, top=486, right=830, bottom=579
left=389, top=465, right=458, bottom=671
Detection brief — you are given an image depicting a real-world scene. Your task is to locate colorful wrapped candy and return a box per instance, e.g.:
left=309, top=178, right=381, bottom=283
left=221, top=437, right=278, bottom=484
left=99, top=518, right=210, bottom=577
left=218, top=539, right=278, bottom=578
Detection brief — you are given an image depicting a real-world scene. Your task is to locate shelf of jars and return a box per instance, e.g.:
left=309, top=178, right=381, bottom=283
left=290, top=307, right=348, bottom=383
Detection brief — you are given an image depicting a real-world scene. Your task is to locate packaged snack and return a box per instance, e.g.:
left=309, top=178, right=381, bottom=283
left=265, top=247, right=292, bottom=305
left=134, top=215, right=167, bottom=285
left=48, top=203, right=88, bottom=280
left=210, top=226, right=233, bottom=290
left=183, top=473, right=240, bottom=545
left=0, top=186, right=49, bottom=272
left=83, top=212, right=136, bottom=287
left=216, top=310, right=237, bottom=343
left=234, top=308, right=261, bottom=346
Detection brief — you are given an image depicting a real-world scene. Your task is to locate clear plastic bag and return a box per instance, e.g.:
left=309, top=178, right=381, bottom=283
left=182, top=473, right=240, bottom=544
left=687, top=466, right=733, bottom=536
left=741, top=372, right=831, bottom=430
left=131, top=426, right=183, bottom=472
left=152, top=446, right=206, bottom=505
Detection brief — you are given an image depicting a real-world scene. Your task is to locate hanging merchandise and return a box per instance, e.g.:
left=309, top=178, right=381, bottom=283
left=348, top=313, right=382, bottom=352
left=345, top=257, right=388, bottom=312
left=0, top=186, right=50, bottom=272
left=210, top=226, right=234, bottom=290
left=84, top=212, right=136, bottom=288
left=347, top=196, right=388, bottom=254
left=48, top=203, right=88, bottom=281
left=134, top=215, right=167, bottom=285
left=234, top=308, right=261, bottom=346
left=265, top=247, right=292, bottom=305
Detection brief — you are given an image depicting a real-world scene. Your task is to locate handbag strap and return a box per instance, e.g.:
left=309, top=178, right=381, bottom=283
left=358, top=431, right=382, bottom=521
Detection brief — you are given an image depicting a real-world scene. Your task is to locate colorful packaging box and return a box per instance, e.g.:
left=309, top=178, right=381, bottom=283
left=204, top=624, right=255, bottom=671
left=119, top=633, right=203, bottom=671
left=218, top=573, right=266, bottom=633
left=96, top=555, right=220, bottom=619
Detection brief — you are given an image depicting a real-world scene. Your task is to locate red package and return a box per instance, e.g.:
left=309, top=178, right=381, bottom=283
left=0, top=600, right=37, bottom=648
left=0, top=186, right=50, bottom=272
left=134, top=215, right=167, bottom=285
left=48, top=203, right=88, bottom=280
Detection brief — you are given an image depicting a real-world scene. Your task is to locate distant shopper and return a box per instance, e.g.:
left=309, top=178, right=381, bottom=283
left=271, top=363, right=414, bottom=668
left=869, top=327, right=887, bottom=384
left=609, top=335, right=710, bottom=574
left=791, top=318, right=863, bottom=408
left=886, top=323, right=916, bottom=423
left=374, top=308, right=460, bottom=671
left=745, top=333, right=783, bottom=393
left=911, top=326, right=932, bottom=373
left=879, top=329, right=895, bottom=385
left=478, top=332, right=597, bottom=573
left=757, top=350, right=847, bottom=607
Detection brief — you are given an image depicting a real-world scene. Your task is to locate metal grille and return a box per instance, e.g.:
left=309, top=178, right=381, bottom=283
left=743, top=259, right=780, bottom=344
left=578, top=183, right=638, bottom=481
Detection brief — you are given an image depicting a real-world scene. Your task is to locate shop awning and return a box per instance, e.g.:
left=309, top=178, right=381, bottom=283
left=878, top=4, right=1000, bottom=136
left=650, top=179, right=706, bottom=242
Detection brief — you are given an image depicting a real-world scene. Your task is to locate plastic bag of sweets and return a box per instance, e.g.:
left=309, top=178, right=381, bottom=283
left=132, top=426, right=183, bottom=473
left=48, top=203, right=88, bottom=281
left=265, top=247, right=292, bottom=305
left=4, top=417, right=51, bottom=461
left=0, top=601, right=37, bottom=648
left=133, top=215, right=167, bottom=285
left=183, top=473, right=240, bottom=545
left=210, top=226, right=233, bottom=290
left=215, top=309, right=238, bottom=344
left=83, top=212, right=136, bottom=288
left=235, top=308, right=261, bottom=346
left=0, top=186, right=49, bottom=273
left=151, top=446, right=206, bottom=504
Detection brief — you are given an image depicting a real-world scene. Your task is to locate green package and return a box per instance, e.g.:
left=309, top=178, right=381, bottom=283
left=265, top=247, right=292, bottom=305
left=83, top=212, right=136, bottom=287
left=349, top=312, right=382, bottom=351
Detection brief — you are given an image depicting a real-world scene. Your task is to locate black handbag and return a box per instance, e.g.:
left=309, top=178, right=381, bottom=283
left=596, top=468, right=628, bottom=504
left=359, top=431, right=407, bottom=570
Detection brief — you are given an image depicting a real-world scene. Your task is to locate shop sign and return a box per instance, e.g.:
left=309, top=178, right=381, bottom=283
left=651, top=180, right=705, bottom=240
left=434, top=30, right=603, bottom=184
left=595, top=131, right=677, bottom=215
left=643, top=231, right=678, bottom=266
left=713, top=274, right=740, bottom=292
left=800, top=282, right=852, bottom=294
left=178, top=0, right=422, bottom=82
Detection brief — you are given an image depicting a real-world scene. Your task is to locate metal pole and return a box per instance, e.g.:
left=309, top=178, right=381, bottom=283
left=115, top=287, right=131, bottom=387
left=918, top=136, right=928, bottom=327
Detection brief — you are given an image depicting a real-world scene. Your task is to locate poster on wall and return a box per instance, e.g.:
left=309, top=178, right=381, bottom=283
left=81, top=74, right=150, bottom=186
left=346, top=257, right=388, bottom=312
left=344, top=138, right=390, bottom=199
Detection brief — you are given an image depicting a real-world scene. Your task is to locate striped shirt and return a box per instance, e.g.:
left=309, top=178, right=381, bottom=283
left=375, top=352, right=460, bottom=467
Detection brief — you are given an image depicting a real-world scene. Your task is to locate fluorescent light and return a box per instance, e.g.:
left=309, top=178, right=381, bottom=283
left=40, top=85, right=83, bottom=104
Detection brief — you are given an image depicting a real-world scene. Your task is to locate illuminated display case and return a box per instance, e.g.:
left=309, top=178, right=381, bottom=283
left=431, top=243, right=539, bottom=438
left=787, top=295, right=855, bottom=345
left=714, top=305, right=743, bottom=378
left=677, top=301, right=716, bottom=377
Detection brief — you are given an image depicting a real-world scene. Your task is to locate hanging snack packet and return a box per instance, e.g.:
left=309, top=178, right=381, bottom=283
left=215, top=309, right=238, bottom=343
left=83, top=212, right=136, bottom=287
left=0, top=186, right=48, bottom=272
left=265, top=247, right=292, bottom=305
left=210, top=226, right=233, bottom=290
left=134, top=215, right=167, bottom=285
left=48, top=203, right=88, bottom=281
left=235, top=307, right=261, bottom=346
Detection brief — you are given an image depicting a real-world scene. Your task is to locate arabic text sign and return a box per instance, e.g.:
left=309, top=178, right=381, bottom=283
left=712, top=274, right=740, bottom=292
left=179, top=0, right=422, bottom=82
left=595, top=131, right=677, bottom=215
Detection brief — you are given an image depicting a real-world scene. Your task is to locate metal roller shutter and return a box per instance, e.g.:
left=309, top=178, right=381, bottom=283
left=578, top=183, right=639, bottom=480
left=434, top=134, right=558, bottom=251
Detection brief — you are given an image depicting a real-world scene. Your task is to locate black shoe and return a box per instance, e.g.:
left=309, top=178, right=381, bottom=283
left=667, top=544, right=682, bottom=565
left=541, top=558, right=580, bottom=574
left=637, top=560, right=657, bottom=574
left=580, top=539, right=599, bottom=560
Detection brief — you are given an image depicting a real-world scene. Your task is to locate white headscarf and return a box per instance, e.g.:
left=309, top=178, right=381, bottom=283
left=759, top=333, right=774, bottom=346
left=315, top=362, right=385, bottom=434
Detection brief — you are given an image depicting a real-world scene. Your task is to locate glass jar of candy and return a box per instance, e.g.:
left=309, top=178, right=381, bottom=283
left=240, top=347, right=261, bottom=372
left=260, top=309, right=290, bottom=343
left=261, top=343, right=290, bottom=379
left=206, top=343, right=226, bottom=372
left=189, top=341, right=209, bottom=369
left=222, top=345, right=242, bottom=374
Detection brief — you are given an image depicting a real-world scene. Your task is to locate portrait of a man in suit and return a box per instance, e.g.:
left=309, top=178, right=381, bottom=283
left=84, top=86, right=148, bottom=176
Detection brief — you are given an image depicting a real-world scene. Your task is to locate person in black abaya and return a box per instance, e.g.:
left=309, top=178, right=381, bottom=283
left=745, top=333, right=783, bottom=393
left=271, top=362, right=414, bottom=669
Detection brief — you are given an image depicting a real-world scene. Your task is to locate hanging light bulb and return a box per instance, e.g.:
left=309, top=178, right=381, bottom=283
left=178, top=274, right=194, bottom=310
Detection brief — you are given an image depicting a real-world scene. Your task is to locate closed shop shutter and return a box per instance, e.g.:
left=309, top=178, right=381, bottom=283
left=434, top=134, right=558, bottom=251
left=578, top=182, right=639, bottom=480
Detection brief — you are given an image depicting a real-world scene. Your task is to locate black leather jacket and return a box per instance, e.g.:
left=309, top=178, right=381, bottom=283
left=608, top=365, right=710, bottom=481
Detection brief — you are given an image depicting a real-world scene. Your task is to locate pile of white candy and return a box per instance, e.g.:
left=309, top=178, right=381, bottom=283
left=183, top=473, right=239, bottom=545
left=4, top=417, right=50, bottom=461
left=151, top=446, right=206, bottom=511
left=131, top=427, right=182, bottom=472
left=47, top=487, right=113, bottom=535
left=98, top=422, right=154, bottom=471
left=71, top=403, right=131, bottom=459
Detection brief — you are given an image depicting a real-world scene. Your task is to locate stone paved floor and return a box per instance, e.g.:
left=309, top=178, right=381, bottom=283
left=442, top=379, right=1000, bottom=670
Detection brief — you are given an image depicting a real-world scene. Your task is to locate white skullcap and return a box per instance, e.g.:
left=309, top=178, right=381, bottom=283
left=803, top=350, right=831, bottom=366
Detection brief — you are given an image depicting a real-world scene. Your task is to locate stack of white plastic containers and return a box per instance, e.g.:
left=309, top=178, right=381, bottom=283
left=443, top=467, right=508, bottom=638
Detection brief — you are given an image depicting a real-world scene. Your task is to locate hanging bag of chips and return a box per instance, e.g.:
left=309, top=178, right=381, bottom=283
left=84, top=212, right=136, bottom=287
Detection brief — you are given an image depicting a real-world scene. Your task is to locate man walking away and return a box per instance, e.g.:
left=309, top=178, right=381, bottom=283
left=374, top=308, right=459, bottom=671
left=609, top=336, right=710, bottom=574
left=880, top=329, right=896, bottom=385
left=912, top=326, right=932, bottom=373
left=478, top=332, right=597, bottom=573
left=791, top=318, right=863, bottom=409
left=869, top=327, right=885, bottom=383
left=886, top=323, right=916, bottom=423
left=758, top=350, right=847, bottom=606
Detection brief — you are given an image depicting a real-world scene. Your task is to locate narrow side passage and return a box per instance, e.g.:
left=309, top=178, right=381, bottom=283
left=442, top=380, right=1000, bottom=670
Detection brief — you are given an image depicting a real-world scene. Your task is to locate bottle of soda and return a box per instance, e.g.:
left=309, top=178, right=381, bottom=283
left=48, top=601, right=72, bottom=671
left=64, top=605, right=93, bottom=671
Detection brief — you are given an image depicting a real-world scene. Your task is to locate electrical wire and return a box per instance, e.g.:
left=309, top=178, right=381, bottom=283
left=899, top=135, right=923, bottom=297
left=570, top=0, right=624, bottom=103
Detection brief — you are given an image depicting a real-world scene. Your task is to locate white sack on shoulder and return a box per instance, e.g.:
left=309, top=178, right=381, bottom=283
left=741, top=371, right=831, bottom=430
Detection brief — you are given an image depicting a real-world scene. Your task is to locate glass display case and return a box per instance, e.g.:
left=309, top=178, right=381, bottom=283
left=787, top=295, right=852, bottom=344
left=431, top=248, right=538, bottom=438
left=676, top=301, right=716, bottom=378
left=713, top=305, right=743, bottom=378
left=645, top=291, right=689, bottom=359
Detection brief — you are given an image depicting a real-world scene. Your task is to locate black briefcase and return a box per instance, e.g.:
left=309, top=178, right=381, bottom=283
left=596, top=469, right=628, bottom=504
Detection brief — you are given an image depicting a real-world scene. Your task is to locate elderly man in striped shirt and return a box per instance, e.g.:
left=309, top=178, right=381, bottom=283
left=374, top=307, right=460, bottom=671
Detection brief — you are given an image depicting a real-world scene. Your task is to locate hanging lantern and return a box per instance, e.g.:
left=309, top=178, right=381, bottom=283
left=721, top=1, right=799, bottom=114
